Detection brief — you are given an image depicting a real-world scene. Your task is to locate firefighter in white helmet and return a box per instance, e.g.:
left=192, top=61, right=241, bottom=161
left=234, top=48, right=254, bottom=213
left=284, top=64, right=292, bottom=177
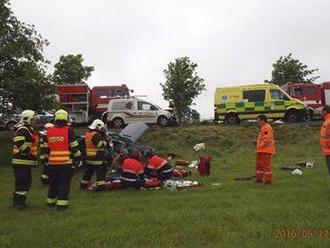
left=12, top=110, right=39, bottom=210
left=44, top=109, right=82, bottom=211
left=80, top=119, right=112, bottom=191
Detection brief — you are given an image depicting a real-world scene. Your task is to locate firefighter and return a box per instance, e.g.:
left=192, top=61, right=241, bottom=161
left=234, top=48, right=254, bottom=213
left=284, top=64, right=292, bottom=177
left=119, top=150, right=145, bottom=189
left=44, top=109, right=82, bottom=211
left=144, top=153, right=173, bottom=181
left=80, top=119, right=111, bottom=191
left=39, top=123, right=54, bottom=186
left=255, top=114, right=275, bottom=184
left=320, top=105, right=330, bottom=175
left=12, top=110, right=39, bottom=210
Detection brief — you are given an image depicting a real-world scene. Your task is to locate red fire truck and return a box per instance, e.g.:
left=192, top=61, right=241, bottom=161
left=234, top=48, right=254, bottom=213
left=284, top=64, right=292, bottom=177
left=56, top=83, right=130, bottom=123
left=282, top=82, right=330, bottom=119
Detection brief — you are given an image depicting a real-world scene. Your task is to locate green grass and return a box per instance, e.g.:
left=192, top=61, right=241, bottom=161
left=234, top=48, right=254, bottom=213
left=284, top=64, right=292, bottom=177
left=1, top=124, right=330, bottom=248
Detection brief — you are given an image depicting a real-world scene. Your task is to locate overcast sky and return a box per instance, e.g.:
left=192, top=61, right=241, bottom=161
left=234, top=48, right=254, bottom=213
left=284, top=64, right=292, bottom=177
left=11, top=0, right=330, bottom=118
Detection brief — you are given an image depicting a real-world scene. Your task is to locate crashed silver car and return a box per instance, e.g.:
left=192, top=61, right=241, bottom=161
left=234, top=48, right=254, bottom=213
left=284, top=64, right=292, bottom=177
left=78, top=122, right=154, bottom=165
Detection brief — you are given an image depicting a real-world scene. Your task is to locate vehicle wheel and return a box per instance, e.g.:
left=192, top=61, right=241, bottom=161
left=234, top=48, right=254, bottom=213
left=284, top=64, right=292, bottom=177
left=225, top=113, right=240, bottom=125
left=158, top=116, right=169, bottom=127
left=285, top=110, right=301, bottom=123
left=6, top=121, right=16, bottom=131
left=111, top=117, right=124, bottom=129
left=302, top=111, right=312, bottom=122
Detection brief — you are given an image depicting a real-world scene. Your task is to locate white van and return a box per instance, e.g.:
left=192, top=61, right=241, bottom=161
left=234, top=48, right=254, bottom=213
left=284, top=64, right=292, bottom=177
left=103, top=98, right=175, bottom=128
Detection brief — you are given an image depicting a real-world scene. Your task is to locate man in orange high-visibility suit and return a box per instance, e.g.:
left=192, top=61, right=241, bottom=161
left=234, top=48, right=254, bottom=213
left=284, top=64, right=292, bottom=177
left=255, top=114, right=275, bottom=184
left=320, top=105, right=330, bottom=175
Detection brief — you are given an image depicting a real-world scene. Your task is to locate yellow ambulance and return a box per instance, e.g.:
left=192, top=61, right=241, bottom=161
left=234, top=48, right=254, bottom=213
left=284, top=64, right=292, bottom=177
left=214, top=83, right=307, bottom=124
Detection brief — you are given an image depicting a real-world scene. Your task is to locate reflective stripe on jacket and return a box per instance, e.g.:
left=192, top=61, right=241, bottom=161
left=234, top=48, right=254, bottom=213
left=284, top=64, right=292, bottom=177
left=47, top=127, right=71, bottom=165
left=320, top=114, right=330, bottom=155
left=256, top=123, right=275, bottom=154
left=12, top=125, right=39, bottom=166
left=85, top=131, right=106, bottom=165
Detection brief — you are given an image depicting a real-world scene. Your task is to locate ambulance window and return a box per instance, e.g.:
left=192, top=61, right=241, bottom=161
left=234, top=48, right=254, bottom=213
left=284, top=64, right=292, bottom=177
left=270, top=89, right=289, bottom=100
left=243, top=90, right=265, bottom=102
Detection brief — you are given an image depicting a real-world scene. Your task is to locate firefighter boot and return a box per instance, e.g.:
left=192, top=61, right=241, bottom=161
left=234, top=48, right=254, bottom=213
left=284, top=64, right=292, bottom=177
left=95, top=184, right=107, bottom=192
left=80, top=183, right=88, bottom=190
left=13, top=193, right=27, bottom=210
left=56, top=205, right=68, bottom=211
left=40, top=175, right=49, bottom=186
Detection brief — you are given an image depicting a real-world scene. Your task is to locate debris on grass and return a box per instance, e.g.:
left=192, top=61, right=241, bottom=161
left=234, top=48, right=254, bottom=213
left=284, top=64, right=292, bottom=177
left=211, top=182, right=221, bottom=186
left=198, top=155, right=211, bottom=176
left=281, top=165, right=302, bottom=170
left=193, top=143, right=205, bottom=151
left=235, top=176, right=256, bottom=181
left=292, top=169, right=303, bottom=175
left=163, top=180, right=201, bottom=191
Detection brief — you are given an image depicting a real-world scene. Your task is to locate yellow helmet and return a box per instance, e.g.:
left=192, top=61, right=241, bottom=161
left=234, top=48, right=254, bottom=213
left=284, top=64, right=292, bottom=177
left=19, top=110, right=36, bottom=125
left=54, top=109, right=69, bottom=121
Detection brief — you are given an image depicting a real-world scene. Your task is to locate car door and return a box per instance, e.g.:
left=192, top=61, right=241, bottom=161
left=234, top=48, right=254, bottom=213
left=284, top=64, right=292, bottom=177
left=136, top=101, right=158, bottom=123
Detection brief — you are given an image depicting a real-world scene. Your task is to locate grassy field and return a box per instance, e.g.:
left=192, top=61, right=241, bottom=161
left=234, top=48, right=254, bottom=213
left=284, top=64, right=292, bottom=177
left=0, top=123, right=330, bottom=248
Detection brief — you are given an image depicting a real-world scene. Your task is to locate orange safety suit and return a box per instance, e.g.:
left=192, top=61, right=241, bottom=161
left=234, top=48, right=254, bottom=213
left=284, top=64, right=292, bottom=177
left=256, top=122, right=275, bottom=183
left=320, top=113, right=330, bottom=155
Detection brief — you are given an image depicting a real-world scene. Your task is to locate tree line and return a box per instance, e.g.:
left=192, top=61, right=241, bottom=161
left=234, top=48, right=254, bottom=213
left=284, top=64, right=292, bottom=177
left=0, top=0, right=320, bottom=121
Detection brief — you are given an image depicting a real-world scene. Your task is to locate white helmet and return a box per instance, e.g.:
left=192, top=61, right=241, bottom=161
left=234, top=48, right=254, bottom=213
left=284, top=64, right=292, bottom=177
left=19, top=110, right=36, bottom=125
left=88, top=119, right=105, bottom=131
left=44, top=123, right=54, bottom=130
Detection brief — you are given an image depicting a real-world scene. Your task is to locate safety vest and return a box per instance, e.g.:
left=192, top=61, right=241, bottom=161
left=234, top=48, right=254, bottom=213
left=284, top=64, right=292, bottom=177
left=47, top=126, right=71, bottom=165
left=257, top=123, right=275, bottom=154
left=85, top=131, right=105, bottom=165
left=147, top=155, right=167, bottom=171
left=12, top=126, right=39, bottom=166
left=320, top=114, right=330, bottom=155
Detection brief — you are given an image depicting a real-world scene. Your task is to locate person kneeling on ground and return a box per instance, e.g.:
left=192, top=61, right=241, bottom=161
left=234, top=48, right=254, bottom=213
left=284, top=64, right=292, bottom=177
left=144, top=153, right=173, bottom=181
left=80, top=119, right=111, bottom=192
left=119, top=150, right=145, bottom=189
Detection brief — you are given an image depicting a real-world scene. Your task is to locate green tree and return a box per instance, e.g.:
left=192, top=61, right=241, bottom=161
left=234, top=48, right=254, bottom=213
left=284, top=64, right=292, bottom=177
left=0, top=0, right=57, bottom=113
left=161, top=57, right=205, bottom=122
left=266, top=53, right=319, bottom=86
left=53, top=54, right=94, bottom=84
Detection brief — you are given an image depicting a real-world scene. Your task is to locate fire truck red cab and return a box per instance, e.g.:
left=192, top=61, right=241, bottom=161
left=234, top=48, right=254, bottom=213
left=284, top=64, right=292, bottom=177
left=90, top=84, right=130, bottom=114
left=282, top=83, right=322, bottom=109
left=56, top=83, right=130, bottom=123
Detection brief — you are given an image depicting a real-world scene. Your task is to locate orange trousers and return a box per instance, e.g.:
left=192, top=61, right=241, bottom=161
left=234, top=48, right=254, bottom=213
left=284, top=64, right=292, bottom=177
left=256, top=152, right=272, bottom=183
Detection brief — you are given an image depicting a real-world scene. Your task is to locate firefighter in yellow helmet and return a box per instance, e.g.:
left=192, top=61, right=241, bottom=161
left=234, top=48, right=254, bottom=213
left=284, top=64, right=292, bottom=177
left=80, top=119, right=112, bottom=191
left=12, top=110, right=39, bottom=210
left=44, top=109, right=82, bottom=211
